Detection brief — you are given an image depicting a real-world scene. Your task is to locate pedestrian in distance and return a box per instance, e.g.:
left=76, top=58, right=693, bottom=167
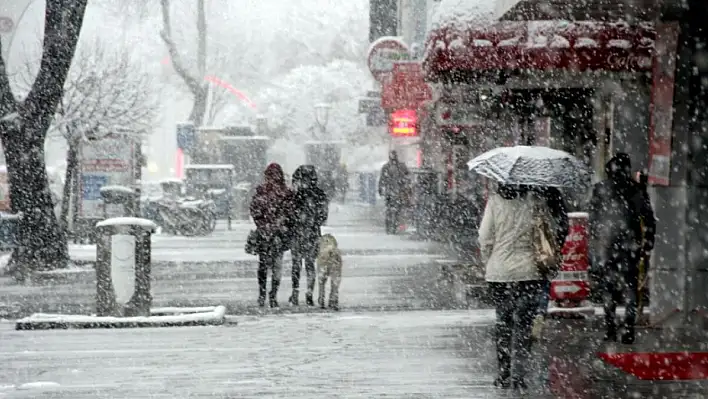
left=378, top=150, right=411, bottom=234
left=249, top=163, right=295, bottom=308
left=478, top=183, right=552, bottom=390
left=289, top=165, right=329, bottom=307
left=588, top=153, right=654, bottom=344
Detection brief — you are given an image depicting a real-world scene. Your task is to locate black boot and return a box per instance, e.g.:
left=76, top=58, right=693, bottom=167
left=257, top=261, right=267, bottom=307
left=289, top=289, right=299, bottom=306
left=603, top=324, right=617, bottom=342
left=269, top=281, right=280, bottom=308
left=257, top=284, right=267, bottom=307
left=305, top=292, right=314, bottom=306
left=621, top=326, right=636, bottom=344
left=512, top=378, right=527, bottom=390
left=493, top=375, right=511, bottom=389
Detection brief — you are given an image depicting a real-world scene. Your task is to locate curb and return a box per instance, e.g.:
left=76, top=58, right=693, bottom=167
left=15, top=305, right=228, bottom=330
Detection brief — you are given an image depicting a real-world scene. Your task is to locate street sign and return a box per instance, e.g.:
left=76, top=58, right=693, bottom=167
left=358, top=98, right=380, bottom=114
left=367, top=37, right=410, bottom=82
left=79, top=138, right=135, bottom=219
left=176, top=122, right=196, bottom=151
left=0, top=17, right=14, bottom=34
left=366, top=108, right=387, bottom=127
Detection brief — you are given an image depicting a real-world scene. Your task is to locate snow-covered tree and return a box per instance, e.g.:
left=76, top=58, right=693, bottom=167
left=0, top=0, right=89, bottom=279
left=255, top=60, right=373, bottom=143
left=50, top=40, right=156, bottom=231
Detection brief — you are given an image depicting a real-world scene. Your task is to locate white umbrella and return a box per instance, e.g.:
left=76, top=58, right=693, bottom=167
left=468, top=145, right=591, bottom=189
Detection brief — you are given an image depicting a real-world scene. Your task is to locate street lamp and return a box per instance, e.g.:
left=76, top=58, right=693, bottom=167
left=314, top=103, right=332, bottom=139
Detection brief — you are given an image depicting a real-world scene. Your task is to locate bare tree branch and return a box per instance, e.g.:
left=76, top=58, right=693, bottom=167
left=24, top=0, right=89, bottom=132
left=0, top=39, right=18, bottom=119
left=159, top=0, right=201, bottom=95
left=197, top=0, right=207, bottom=78
left=17, top=38, right=159, bottom=143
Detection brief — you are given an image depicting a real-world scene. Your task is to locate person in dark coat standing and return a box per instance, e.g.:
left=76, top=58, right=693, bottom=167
left=289, top=165, right=329, bottom=306
left=589, top=153, right=654, bottom=344
left=250, top=163, right=295, bottom=308
left=378, top=151, right=411, bottom=234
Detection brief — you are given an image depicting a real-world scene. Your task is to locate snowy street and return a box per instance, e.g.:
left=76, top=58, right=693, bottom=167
left=1, top=310, right=501, bottom=398
left=1, top=205, right=707, bottom=397
left=0, top=205, right=461, bottom=319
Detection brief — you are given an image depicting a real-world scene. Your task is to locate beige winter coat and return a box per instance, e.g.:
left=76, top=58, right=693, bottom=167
left=478, top=192, right=542, bottom=282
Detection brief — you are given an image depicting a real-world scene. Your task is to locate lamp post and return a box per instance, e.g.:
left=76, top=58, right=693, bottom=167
left=314, top=103, right=332, bottom=140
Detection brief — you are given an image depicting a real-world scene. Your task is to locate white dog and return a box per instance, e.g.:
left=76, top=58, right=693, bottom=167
left=316, top=234, right=343, bottom=311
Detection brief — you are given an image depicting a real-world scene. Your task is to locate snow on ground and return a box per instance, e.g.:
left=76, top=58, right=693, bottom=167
left=17, top=305, right=226, bottom=327
left=0, top=310, right=498, bottom=398
left=0, top=253, right=10, bottom=276
left=68, top=204, right=436, bottom=263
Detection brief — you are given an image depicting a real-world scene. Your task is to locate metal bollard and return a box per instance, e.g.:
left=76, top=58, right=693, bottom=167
left=95, top=217, right=156, bottom=317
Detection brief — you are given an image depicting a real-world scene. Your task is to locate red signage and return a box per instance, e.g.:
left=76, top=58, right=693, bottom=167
left=551, top=212, right=590, bottom=302
left=389, top=109, right=417, bottom=137
left=381, top=62, right=432, bottom=110
left=648, top=22, right=680, bottom=186
left=423, top=21, right=656, bottom=80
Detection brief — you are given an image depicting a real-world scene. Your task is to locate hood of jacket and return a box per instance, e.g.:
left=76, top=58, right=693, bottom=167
left=497, top=184, right=529, bottom=200
left=293, top=165, right=318, bottom=189
left=605, top=153, right=633, bottom=188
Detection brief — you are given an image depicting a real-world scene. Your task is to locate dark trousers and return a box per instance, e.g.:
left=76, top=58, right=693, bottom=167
left=257, top=252, right=283, bottom=299
left=489, top=280, right=544, bottom=382
left=602, top=267, right=638, bottom=334
left=292, top=249, right=316, bottom=294
left=385, top=199, right=402, bottom=234
left=538, top=279, right=551, bottom=316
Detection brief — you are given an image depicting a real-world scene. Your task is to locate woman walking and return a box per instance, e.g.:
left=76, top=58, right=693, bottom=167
left=478, top=183, right=549, bottom=390
left=289, top=165, right=329, bottom=306
left=250, top=163, right=294, bottom=308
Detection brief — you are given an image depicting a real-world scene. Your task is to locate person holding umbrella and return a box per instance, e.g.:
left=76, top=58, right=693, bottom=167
left=471, top=145, right=588, bottom=390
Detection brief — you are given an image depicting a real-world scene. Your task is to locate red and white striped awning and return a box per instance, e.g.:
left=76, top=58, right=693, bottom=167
left=423, top=21, right=656, bottom=80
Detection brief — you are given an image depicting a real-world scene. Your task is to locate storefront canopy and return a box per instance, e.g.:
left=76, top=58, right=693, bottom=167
left=423, top=21, right=656, bottom=81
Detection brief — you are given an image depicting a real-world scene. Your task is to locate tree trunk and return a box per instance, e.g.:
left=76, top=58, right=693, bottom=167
left=60, top=138, right=79, bottom=235
left=189, top=85, right=209, bottom=126
left=0, top=0, right=87, bottom=281
left=3, top=125, right=68, bottom=281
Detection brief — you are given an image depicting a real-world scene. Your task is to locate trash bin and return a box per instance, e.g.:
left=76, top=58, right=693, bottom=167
left=95, top=217, right=156, bottom=317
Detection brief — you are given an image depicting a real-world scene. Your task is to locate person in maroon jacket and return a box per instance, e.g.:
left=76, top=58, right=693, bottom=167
left=250, top=163, right=295, bottom=307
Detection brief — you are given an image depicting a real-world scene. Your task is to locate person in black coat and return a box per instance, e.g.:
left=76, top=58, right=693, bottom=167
left=289, top=165, right=329, bottom=306
left=589, top=153, right=654, bottom=344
